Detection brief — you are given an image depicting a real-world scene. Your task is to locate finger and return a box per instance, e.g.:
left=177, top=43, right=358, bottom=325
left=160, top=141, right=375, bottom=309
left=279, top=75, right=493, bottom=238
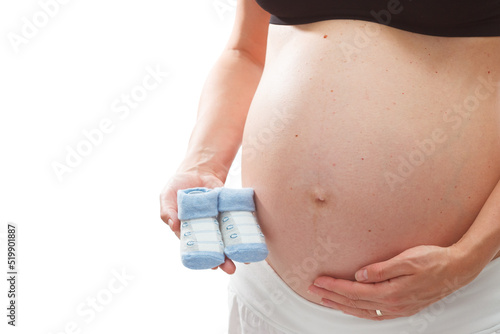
left=160, top=188, right=180, bottom=231
left=163, top=214, right=180, bottom=239
left=172, top=226, right=180, bottom=239
left=355, top=257, right=413, bottom=283
left=308, top=284, right=385, bottom=311
left=219, top=257, right=236, bottom=275
left=170, top=218, right=181, bottom=239
left=320, top=299, right=400, bottom=321
left=313, top=277, right=389, bottom=302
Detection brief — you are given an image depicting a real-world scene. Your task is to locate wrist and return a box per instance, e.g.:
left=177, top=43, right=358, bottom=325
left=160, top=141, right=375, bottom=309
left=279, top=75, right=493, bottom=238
left=176, top=156, right=230, bottom=183
left=448, top=240, right=490, bottom=286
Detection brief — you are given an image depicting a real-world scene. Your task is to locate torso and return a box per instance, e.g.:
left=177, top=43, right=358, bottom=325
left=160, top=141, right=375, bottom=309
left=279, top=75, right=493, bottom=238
left=241, top=20, right=500, bottom=303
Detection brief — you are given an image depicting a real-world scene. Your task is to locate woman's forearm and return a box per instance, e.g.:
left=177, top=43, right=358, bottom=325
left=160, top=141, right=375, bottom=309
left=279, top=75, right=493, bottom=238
left=453, top=177, right=500, bottom=278
left=178, top=49, right=265, bottom=181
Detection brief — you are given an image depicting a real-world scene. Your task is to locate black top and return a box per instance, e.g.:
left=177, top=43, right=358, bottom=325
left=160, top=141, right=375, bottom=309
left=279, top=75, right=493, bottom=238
left=254, top=0, right=500, bottom=37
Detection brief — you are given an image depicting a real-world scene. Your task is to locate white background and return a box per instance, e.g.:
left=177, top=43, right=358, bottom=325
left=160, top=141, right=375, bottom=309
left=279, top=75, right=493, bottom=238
left=0, top=0, right=242, bottom=333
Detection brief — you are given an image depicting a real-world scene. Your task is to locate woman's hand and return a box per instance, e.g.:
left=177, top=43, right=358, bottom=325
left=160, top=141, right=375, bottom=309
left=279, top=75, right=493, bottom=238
left=159, top=168, right=236, bottom=274
left=307, top=245, right=482, bottom=320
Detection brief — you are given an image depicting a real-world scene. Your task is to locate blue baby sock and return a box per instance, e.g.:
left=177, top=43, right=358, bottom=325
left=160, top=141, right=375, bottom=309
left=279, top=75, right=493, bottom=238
left=177, top=187, right=225, bottom=270
left=216, top=187, right=268, bottom=263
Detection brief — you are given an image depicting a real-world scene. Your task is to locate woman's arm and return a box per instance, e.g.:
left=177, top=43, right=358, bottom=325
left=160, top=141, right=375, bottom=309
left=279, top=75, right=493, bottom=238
left=177, top=0, right=270, bottom=179
left=160, top=0, right=270, bottom=273
left=308, top=177, right=500, bottom=320
left=452, top=176, right=500, bottom=275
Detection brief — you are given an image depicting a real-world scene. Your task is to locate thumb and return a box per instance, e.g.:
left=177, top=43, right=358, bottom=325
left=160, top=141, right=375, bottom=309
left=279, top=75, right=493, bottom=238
left=355, top=258, right=410, bottom=283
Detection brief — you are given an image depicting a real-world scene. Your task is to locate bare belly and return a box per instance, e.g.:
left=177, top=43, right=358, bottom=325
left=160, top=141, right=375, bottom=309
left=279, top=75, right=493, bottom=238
left=241, top=20, right=500, bottom=303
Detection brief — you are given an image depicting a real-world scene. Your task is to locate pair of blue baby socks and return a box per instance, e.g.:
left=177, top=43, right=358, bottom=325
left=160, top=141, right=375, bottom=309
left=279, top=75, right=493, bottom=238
left=177, top=187, right=268, bottom=270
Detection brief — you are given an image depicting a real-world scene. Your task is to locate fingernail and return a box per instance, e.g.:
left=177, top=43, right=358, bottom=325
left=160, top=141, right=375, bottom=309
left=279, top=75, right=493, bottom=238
left=356, top=269, right=368, bottom=281
left=167, top=219, right=173, bottom=229
left=313, top=282, right=324, bottom=288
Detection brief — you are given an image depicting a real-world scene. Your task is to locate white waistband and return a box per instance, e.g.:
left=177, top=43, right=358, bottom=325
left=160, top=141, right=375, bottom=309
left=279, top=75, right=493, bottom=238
left=229, top=258, right=500, bottom=334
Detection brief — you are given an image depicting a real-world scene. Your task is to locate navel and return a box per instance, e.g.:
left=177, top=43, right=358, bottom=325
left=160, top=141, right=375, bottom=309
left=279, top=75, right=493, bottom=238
left=312, top=187, right=329, bottom=206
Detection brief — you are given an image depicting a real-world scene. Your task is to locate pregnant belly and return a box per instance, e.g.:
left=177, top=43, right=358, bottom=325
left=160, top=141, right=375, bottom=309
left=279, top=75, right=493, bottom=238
left=241, top=20, right=500, bottom=303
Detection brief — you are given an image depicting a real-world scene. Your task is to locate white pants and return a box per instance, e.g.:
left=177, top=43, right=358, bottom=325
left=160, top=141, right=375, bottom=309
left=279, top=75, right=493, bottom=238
left=228, top=257, right=500, bottom=334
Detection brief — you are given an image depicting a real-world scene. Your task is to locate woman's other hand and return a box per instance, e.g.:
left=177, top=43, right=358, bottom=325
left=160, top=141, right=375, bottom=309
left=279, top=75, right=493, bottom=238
left=308, top=245, right=482, bottom=320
